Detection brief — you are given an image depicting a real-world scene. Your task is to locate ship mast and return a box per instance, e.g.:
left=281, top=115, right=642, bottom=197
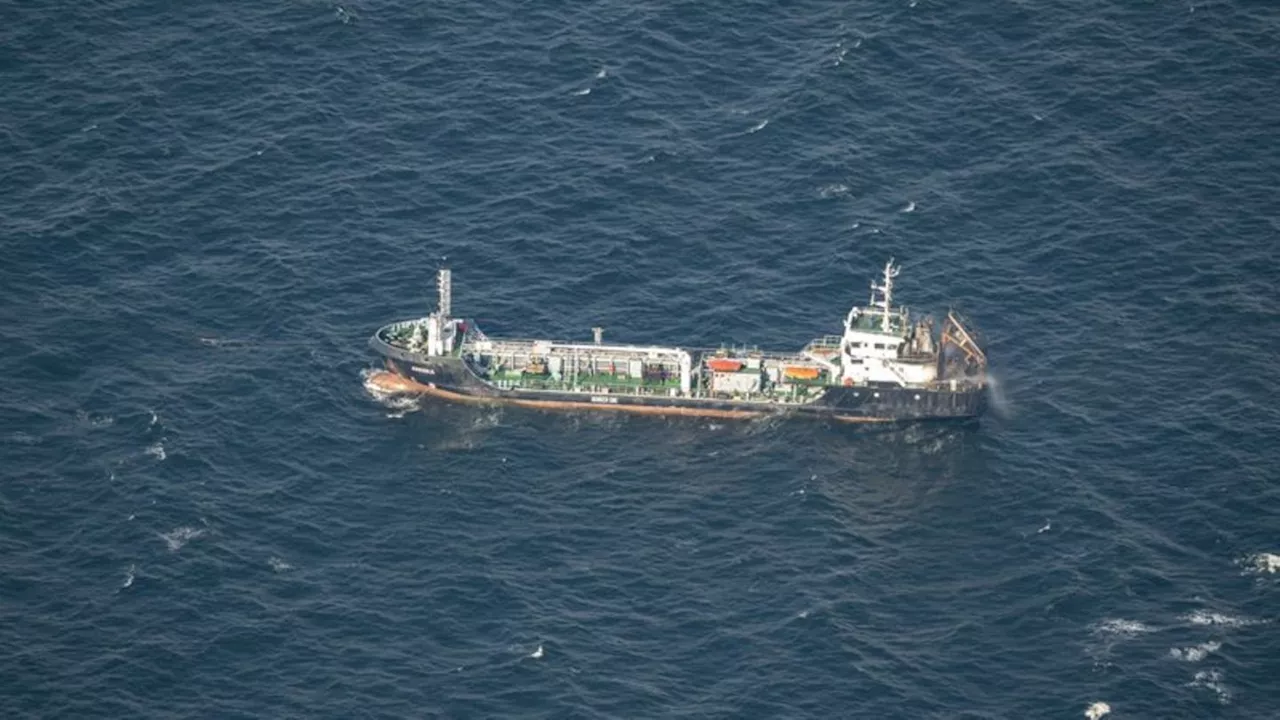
left=873, top=258, right=899, bottom=333
left=437, top=268, right=452, bottom=319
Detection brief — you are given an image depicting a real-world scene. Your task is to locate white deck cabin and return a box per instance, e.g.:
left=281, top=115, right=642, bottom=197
left=839, top=260, right=940, bottom=387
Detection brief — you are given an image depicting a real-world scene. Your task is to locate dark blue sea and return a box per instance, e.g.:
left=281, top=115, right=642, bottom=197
left=3, top=1, right=1278, bottom=717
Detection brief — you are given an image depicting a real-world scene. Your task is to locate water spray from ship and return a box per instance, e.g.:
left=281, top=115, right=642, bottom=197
left=983, top=371, right=1013, bottom=419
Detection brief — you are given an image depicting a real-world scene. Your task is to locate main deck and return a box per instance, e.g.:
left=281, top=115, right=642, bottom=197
left=373, top=320, right=980, bottom=409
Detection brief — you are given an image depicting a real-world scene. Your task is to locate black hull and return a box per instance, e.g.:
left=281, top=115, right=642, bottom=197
left=371, top=342, right=986, bottom=422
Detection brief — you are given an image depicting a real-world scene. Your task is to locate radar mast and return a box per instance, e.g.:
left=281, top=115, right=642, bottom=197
left=871, top=259, right=900, bottom=333
left=437, top=268, right=452, bottom=319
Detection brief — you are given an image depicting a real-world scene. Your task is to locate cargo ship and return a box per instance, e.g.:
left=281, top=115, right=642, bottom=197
left=366, top=261, right=988, bottom=422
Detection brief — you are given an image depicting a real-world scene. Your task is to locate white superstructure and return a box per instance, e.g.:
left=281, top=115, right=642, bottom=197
left=416, top=268, right=463, bottom=357
left=839, top=259, right=939, bottom=387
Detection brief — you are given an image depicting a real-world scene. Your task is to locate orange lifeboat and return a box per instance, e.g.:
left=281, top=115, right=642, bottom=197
left=783, top=366, right=821, bottom=380
left=707, top=358, right=743, bottom=372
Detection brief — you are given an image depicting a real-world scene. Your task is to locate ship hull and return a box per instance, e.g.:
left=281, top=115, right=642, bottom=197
left=369, top=350, right=986, bottom=423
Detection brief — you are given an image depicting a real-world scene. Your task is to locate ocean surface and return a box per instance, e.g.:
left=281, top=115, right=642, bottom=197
left=2, top=0, right=1278, bottom=717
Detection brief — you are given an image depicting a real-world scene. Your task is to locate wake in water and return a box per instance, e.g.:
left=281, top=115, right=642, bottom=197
left=360, top=368, right=421, bottom=417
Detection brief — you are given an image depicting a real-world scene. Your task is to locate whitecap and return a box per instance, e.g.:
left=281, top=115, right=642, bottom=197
left=747, top=119, right=768, bottom=133
left=1169, top=640, right=1220, bottom=662
left=199, top=336, right=251, bottom=349
left=1091, top=618, right=1154, bottom=637
left=1084, top=702, right=1110, bottom=720
left=1189, top=669, right=1231, bottom=704
left=1037, top=520, right=1051, bottom=534
left=572, top=87, right=591, bottom=96
left=901, top=200, right=916, bottom=213
left=818, top=183, right=849, bottom=198
left=268, top=556, right=293, bottom=573
left=1239, top=552, right=1280, bottom=575
left=77, top=410, right=115, bottom=428
left=160, top=526, right=204, bottom=552
left=122, top=564, right=137, bottom=588
left=148, top=409, right=159, bottom=427
left=530, top=644, right=544, bottom=659
left=145, top=442, right=166, bottom=461
left=1182, top=611, right=1264, bottom=628
left=594, top=67, right=607, bottom=79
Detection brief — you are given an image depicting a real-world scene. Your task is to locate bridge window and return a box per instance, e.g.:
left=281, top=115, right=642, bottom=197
left=873, top=343, right=884, bottom=350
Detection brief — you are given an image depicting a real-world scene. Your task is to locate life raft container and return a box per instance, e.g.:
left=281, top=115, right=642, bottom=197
left=783, top=366, right=821, bottom=380
left=707, top=358, right=743, bottom=372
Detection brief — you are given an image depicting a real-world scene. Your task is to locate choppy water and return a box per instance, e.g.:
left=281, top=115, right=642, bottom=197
left=3, top=0, right=1278, bottom=717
